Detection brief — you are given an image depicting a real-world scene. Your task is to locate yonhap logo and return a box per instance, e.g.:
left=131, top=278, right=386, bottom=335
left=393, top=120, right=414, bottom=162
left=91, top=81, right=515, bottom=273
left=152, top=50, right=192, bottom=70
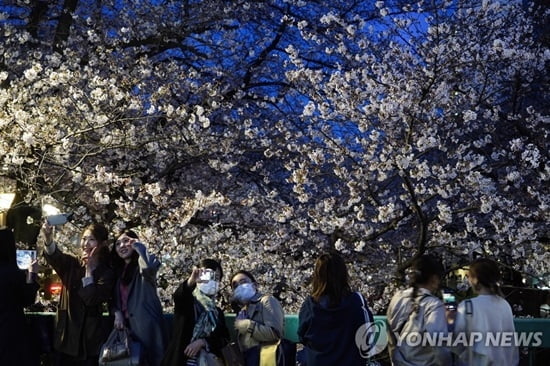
left=355, top=319, right=389, bottom=358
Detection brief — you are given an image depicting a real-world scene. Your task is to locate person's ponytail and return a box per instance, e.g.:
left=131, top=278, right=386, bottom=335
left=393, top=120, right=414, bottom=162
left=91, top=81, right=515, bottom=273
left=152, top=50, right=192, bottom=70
left=408, top=255, right=444, bottom=313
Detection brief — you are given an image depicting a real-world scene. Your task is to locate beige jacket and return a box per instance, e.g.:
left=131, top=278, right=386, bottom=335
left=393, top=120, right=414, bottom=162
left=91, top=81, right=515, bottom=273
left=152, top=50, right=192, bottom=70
left=237, top=293, right=285, bottom=351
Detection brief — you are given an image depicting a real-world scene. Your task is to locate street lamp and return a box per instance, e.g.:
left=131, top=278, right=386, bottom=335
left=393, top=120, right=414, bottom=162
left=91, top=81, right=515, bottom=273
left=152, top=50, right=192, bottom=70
left=0, top=192, right=15, bottom=228
left=0, top=174, right=16, bottom=228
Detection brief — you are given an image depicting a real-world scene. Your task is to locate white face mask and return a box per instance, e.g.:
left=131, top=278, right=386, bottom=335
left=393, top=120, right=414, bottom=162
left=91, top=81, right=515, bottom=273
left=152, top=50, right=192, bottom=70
left=233, top=283, right=256, bottom=303
left=198, top=280, right=219, bottom=296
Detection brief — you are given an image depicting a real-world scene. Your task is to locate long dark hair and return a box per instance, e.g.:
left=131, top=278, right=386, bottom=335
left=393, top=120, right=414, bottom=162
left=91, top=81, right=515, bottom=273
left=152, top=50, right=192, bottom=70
left=85, top=223, right=109, bottom=243
left=469, top=258, right=503, bottom=296
left=0, top=228, right=17, bottom=267
left=84, top=223, right=111, bottom=264
left=311, top=252, right=351, bottom=308
left=111, top=230, right=140, bottom=285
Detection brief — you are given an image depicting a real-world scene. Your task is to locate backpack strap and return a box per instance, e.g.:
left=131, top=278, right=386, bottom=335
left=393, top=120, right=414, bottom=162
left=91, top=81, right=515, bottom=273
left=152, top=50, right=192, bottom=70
left=356, top=291, right=373, bottom=324
left=465, top=299, right=473, bottom=316
left=395, top=293, right=431, bottom=335
left=465, top=299, right=473, bottom=365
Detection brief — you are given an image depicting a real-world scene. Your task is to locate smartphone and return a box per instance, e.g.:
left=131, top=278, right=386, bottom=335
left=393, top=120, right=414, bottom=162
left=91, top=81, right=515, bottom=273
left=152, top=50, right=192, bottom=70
left=46, top=212, right=73, bottom=226
left=199, top=268, right=215, bottom=282
left=16, top=250, right=37, bottom=270
left=443, top=292, right=457, bottom=310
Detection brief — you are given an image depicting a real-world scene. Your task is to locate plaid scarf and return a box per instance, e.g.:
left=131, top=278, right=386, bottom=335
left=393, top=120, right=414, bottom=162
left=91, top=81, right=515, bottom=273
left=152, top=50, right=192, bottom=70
left=190, top=286, right=219, bottom=342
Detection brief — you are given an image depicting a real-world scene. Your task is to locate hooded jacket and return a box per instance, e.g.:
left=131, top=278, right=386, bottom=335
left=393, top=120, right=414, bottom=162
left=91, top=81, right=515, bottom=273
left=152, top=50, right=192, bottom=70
left=298, top=292, right=371, bottom=366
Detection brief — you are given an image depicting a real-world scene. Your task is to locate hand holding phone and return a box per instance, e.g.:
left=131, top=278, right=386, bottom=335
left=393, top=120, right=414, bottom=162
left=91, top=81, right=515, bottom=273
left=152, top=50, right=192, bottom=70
left=443, top=292, right=457, bottom=311
left=46, top=212, right=73, bottom=226
left=187, top=267, right=200, bottom=287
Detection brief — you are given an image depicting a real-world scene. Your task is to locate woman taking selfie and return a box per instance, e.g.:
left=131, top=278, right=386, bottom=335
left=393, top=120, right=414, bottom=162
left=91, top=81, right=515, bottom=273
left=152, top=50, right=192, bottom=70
left=41, top=222, right=115, bottom=366
left=162, top=258, right=229, bottom=366
left=111, top=230, right=168, bottom=366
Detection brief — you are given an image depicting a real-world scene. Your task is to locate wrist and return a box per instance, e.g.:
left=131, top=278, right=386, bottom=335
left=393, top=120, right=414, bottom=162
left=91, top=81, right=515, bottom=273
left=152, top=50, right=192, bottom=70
left=26, top=271, right=37, bottom=283
left=44, top=241, right=56, bottom=255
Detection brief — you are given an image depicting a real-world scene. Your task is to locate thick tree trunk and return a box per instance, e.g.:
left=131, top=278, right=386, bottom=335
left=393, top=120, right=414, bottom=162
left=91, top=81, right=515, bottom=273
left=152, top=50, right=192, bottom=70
left=53, top=0, right=79, bottom=51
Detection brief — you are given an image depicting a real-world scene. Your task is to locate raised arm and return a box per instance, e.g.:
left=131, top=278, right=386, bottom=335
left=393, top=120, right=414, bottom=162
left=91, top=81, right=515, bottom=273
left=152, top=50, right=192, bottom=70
left=133, top=241, right=161, bottom=284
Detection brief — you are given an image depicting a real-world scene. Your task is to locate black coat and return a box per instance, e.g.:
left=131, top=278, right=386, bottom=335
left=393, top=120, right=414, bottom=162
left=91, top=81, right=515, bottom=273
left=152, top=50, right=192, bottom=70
left=45, top=247, right=115, bottom=360
left=161, top=282, right=229, bottom=366
left=0, top=265, right=40, bottom=366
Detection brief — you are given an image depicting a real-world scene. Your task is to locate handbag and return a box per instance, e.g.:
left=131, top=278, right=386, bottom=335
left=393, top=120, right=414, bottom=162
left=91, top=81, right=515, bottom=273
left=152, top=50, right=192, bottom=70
left=243, top=338, right=296, bottom=366
left=221, top=342, right=245, bottom=366
left=198, top=349, right=225, bottom=366
left=100, top=328, right=130, bottom=362
left=99, top=328, right=142, bottom=366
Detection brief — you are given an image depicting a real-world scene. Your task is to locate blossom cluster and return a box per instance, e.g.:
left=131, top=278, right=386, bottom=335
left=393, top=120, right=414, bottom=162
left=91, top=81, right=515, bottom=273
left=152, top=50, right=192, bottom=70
left=1, top=0, right=548, bottom=312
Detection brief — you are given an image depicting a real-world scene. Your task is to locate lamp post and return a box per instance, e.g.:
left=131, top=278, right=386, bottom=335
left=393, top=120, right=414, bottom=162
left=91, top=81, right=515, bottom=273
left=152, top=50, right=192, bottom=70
left=0, top=175, right=16, bottom=228
left=0, top=192, right=15, bottom=228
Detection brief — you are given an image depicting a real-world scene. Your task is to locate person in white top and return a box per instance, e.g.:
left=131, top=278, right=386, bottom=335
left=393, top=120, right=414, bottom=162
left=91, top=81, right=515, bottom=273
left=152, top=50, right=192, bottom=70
left=387, top=254, right=452, bottom=366
left=453, top=258, right=519, bottom=366
left=540, top=292, right=550, bottom=318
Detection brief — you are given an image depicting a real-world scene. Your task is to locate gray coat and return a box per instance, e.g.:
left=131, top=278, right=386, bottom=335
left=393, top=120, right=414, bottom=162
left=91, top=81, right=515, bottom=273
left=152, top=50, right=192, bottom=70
left=113, top=242, right=168, bottom=366
left=237, top=293, right=285, bottom=351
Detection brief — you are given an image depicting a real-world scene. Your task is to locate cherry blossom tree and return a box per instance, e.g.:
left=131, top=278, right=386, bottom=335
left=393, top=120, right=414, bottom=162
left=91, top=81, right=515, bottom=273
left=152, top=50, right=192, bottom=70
left=0, top=0, right=548, bottom=312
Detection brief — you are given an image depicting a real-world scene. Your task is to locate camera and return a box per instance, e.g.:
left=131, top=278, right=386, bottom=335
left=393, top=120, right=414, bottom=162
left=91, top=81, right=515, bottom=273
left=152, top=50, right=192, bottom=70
left=199, top=268, right=215, bottom=282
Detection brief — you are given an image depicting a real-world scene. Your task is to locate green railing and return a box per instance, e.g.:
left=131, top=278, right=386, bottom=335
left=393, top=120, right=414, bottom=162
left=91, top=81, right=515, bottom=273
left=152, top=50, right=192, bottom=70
left=225, top=314, right=550, bottom=347
left=26, top=313, right=550, bottom=365
left=231, top=315, right=550, bottom=365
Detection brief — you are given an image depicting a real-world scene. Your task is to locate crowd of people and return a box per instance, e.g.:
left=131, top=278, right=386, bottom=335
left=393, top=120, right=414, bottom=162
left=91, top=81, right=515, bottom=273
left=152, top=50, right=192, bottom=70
left=0, top=220, right=536, bottom=366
